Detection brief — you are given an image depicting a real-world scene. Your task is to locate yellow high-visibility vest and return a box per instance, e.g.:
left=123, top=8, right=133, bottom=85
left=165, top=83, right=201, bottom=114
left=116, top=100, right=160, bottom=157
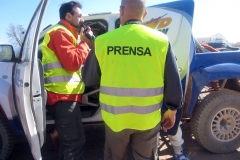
left=95, top=23, right=168, bottom=132
left=42, top=24, right=85, bottom=94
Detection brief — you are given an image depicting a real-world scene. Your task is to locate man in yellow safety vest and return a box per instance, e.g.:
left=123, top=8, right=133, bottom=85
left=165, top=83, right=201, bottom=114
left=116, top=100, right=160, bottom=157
left=82, top=0, right=183, bottom=159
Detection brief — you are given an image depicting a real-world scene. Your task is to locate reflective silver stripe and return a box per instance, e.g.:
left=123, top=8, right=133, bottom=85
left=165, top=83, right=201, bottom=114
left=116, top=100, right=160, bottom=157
left=101, top=102, right=162, bottom=114
left=43, top=62, right=63, bottom=71
left=100, top=86, right=164, bottom=97
left=45, top=76, right=81, bottom=83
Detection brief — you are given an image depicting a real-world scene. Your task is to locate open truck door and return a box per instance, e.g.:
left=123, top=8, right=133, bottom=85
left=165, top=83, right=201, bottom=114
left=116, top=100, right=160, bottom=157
left=145, top=0, right=194, bottom=80
left=145, top=0, right=194, bottom=98
left=144, top=0, right=195, bottom=134
left=12, top=0, right=49, bottom=159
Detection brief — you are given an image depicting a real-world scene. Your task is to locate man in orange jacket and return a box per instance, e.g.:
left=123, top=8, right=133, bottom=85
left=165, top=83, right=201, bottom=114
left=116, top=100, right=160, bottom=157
left=41, top=1, right=93, bottom=159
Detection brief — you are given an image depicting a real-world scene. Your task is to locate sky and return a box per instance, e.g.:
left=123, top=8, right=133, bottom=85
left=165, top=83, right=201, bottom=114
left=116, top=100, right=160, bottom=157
left=0, top=0, right=239, bottom=44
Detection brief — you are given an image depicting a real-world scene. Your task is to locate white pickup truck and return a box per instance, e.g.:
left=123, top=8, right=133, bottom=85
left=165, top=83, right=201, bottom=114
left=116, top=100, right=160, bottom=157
left=0, top=0, right=240, bottom=159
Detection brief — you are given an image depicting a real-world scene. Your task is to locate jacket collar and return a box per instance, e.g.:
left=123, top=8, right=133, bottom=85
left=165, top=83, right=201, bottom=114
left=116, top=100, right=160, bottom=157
left=59, top=19, right=78, bottom=39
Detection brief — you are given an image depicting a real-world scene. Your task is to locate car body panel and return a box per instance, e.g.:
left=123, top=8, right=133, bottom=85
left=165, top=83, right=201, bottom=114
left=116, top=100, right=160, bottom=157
left=0, top=63, right=16, bottom=119
left=184, top=51, right=240, bottom=117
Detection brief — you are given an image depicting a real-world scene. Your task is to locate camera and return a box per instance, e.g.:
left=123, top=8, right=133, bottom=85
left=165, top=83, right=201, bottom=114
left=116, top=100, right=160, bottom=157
left=79, top=23, right=95, bottom=42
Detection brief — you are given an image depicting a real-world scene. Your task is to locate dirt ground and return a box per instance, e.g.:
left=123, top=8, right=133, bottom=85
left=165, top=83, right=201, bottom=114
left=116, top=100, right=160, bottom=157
left=159, top=123, right=240, bottom=160
left=7, top=122, right=240, bottom=160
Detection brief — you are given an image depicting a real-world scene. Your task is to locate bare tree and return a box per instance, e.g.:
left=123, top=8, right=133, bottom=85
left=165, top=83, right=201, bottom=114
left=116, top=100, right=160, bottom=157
left=6, top=24, right=25, bottom=47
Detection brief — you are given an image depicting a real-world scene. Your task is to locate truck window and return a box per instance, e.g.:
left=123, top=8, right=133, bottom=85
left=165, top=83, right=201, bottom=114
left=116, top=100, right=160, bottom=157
left=115, top=18, right=120, bottom=29
left=84, top=19, right=108, bottom=37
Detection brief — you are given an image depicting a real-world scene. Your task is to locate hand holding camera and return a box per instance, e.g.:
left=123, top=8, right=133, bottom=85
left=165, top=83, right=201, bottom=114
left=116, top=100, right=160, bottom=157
left=79, top=24, right=95, bottom=42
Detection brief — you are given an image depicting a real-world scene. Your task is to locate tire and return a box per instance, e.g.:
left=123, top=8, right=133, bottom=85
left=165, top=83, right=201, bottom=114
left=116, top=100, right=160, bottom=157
left=225, top=78, right=240, bottom=92
left=191, top=89, right=240, bottom=153
left=0, top=112, right=15, bottom=160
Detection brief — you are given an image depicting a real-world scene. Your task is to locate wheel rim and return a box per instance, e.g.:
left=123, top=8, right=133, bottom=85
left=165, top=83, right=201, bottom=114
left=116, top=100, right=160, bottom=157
left=211, top=108, right=240, bottom=142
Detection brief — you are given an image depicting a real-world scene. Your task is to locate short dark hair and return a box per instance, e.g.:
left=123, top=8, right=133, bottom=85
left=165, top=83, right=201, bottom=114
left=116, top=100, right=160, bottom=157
left=59, top=1, right=82, bottom=19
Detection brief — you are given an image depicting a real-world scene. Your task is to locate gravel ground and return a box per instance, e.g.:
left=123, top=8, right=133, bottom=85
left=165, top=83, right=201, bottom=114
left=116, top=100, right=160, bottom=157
left=7, top=122, right=240, bottom=160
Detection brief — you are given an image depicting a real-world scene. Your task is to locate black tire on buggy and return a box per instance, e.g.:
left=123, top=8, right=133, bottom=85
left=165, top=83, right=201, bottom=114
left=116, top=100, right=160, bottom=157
left=0, top=111, right=15, bottom=160
left=191, top=89, right=240, bottom=153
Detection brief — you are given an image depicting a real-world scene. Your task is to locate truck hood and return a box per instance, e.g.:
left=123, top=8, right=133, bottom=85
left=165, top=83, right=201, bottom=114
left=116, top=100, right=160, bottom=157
left=195, top=51, right=240, bottom=68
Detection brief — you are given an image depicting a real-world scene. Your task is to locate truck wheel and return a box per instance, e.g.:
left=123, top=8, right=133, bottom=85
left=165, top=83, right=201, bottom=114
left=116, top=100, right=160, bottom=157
left=225, top=78, right=240, bottom=92
left=191, top=89, right=240, bottom=153
left=0, top=112, right=15, bottom=160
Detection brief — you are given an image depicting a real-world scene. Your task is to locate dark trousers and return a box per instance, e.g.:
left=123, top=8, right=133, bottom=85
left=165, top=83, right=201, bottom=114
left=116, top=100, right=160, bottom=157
left=48, top=101, right=85, bottom=160
left=104, top=123, right=160, bottom=160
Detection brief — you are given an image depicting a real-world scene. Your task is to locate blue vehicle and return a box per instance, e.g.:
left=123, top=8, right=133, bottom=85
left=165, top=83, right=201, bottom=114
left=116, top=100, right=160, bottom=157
left=0, top=0, right=239, bottom=159
left=205, top=40, right=240, bottom=51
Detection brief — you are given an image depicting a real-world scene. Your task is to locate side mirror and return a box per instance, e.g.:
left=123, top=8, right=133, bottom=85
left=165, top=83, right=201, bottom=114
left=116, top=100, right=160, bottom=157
left=0, top=44, right=15, bottom=62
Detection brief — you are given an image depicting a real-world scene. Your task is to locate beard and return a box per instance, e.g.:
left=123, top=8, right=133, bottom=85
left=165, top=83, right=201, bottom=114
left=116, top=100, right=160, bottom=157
left=68, top=20, right=80, bottom=28
left=71, top=23, right=80, bottom=28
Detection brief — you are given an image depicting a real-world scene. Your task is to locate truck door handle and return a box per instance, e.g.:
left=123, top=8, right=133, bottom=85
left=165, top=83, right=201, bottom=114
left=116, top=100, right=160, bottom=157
left=178, top=67, right=182, bottom=72
left=16, top=80, right=29, bottom=87
left=17, top=80, right=23, bottom=87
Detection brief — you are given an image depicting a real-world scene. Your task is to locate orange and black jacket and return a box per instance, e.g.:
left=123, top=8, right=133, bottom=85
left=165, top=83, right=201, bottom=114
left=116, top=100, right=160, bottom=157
left=45, top=19, right=90, bottom=105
